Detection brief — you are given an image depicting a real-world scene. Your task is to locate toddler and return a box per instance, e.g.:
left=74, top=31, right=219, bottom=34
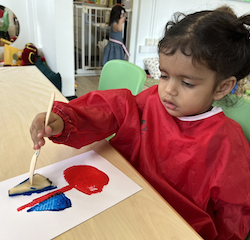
left=30, top=6, right=250, bottom=240
left=102, top=5, right=128, bottom=66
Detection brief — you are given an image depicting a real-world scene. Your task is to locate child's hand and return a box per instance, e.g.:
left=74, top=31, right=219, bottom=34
left=120, top=13, right=126, bottom=23
left=30, top=112, right=64, bottom=150
left=121, top=16, right=126, bottom=23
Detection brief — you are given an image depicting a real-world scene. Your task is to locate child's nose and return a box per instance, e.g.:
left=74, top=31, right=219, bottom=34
left=165, top=78, right=178, bottom=96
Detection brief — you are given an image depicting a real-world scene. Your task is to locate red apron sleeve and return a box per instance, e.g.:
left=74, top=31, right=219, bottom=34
left=49, top=89, right=138, bottom=148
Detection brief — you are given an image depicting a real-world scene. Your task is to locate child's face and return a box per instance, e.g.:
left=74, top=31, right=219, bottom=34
left=158, top=51, right=218, bottom=117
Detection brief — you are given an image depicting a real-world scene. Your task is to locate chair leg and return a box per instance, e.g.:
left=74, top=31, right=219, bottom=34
left=106, top=133, right=116, bottom=141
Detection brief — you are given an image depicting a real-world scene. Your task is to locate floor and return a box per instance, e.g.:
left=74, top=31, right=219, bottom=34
left=75, top=76, right=100, bottom=97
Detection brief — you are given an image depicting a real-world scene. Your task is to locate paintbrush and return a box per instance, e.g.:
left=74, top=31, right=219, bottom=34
left=29, top=92, right=55, bottom=185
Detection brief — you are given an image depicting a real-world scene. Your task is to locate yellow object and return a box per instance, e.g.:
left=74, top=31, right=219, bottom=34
left=96, top=0, right=100, bottom=4
left=0, top=38, right=12, bottom=45
left=4, top=44, right=23, bottom=66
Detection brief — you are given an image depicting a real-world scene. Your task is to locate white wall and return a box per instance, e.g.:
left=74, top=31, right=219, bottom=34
left=0, top=0, right=75, bottom=97
left=33, top=0, right=75, bottom=97
left=132, top=0, right=250, bottom=69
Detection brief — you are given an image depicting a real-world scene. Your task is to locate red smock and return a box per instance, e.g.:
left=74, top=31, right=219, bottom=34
left=51, top=85, right=250, bottom=240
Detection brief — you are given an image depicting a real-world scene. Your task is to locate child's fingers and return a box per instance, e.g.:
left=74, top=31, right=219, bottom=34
left=30, top=112, right=46, bottom=148
left=30, top=112, right=64, bottom=149
left=45, top=113, right=64, bottom=136
left=34, top=138, right=45, bottom=150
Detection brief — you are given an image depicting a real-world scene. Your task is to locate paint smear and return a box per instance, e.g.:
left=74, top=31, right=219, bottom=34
left=27, top=192, right=72, bottom=212
left=18, top=165, right=109, bottom=212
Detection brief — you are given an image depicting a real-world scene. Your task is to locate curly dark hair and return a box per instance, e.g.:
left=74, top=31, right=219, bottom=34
left=158, top=6, right=250, bottom=84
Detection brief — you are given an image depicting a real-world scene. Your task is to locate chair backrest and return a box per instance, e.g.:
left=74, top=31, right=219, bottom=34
left=98, top=59, right=147, bottom=95
left=214, top=95, right=250, bottom=144
left=0, top=11, right=9, bottom=32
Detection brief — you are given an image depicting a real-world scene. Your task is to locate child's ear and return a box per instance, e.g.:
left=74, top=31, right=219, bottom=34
left=213, top=76, right=237, bottom=100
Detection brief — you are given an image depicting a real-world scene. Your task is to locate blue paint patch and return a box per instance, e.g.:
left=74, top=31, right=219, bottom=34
left=27, top=193, right=72, bottom=212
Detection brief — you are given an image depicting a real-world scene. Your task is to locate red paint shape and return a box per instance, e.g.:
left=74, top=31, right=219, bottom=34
left=64, top=165, right=109, bottom=195
left=18, top=165, right=109, bottom=211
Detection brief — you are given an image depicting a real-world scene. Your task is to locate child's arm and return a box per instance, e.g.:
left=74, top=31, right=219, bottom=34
left=213, top=199, right=250, bottom=240
left=30, top=112, right=64, bottom=150
left=112, top=14, right=126, bottom=32
left=43, top=89, right=139, bottom=149
left=209, top=133, right=250, bottom=239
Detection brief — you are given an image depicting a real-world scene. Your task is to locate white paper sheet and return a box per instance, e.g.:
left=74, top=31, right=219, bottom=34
left=0, top=150, right=142, bottom=240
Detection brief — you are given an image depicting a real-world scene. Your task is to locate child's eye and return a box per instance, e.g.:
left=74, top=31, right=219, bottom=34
left=182, top=81, right=195, bottom=88
left=160, top=75, right=169, bottom=80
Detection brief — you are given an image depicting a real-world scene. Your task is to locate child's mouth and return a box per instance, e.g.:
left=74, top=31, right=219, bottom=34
left=164, top=101, right=177, bottom=110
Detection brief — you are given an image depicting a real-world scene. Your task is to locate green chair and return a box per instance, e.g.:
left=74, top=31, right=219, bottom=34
left=247, top=231, right=250, bottom=240
left=0, top=11, right=9, bottom=32
left=98, top=59, right=147, bottom=95
left=99, top=59, right=147, bottom=140
left=213, top=94, right=250, bottom=145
